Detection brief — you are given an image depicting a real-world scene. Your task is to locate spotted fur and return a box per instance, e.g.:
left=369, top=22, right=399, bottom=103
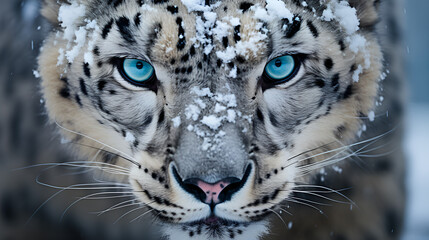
left=36, top=0, right=405, bottom=239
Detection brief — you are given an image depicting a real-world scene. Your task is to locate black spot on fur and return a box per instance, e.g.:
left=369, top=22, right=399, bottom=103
left=197, top=62, right=203, bottom=69
left=314, top=78, right=325, bottom=88
left=116, top=17, right=135, bottom=43
left=59, top=87, right=70, bottom=99
left=176, top=17, right=186, bottom=50
left=153, top=0, right=169, bottom=3
left=284, top=16, right=302, bottom=38
left=239, top=2, right=254, bottom=12
left=133, top=139, right=139, bottom=148
left=181, top=54, right=189, bottom=62
left=75, top=94, right=82, bottom=107
left=236, top=56, right=245, bottom=63
left=233, top=25, right=241, bottom=42
left=83, top=63, right=91, bottom=78
left=79, top=78, right=88, bottom=95
left=158, top=109, right=165, bottom=123
left=98, top=80, right=107, bottom=91
left=256, top=108, right=264, bottom=122
left=134, top=13, right=141, bottom=26
left=93, top=46, right=100, bottom=56
left=324, top=58, right=333, bottom=70
left=222, top=36, right=229, bottom=48
left=101, top=19, right=114, bottom=39
left=307, top=20, right=319, bottom=38
left=137, top=0, right=144, bottom=7
left=190, top=46, right=196, bottom=56
left=108, top=0, right=125, bottom=8
left=167, top=5, right=178, bottom=14
left=342, top=85, right=353, bottom=99
left=261, top=196, right=269, bottom=204
left=331, top=73, right=340, bottom=92
left=339, top=39, right=346, bottom=51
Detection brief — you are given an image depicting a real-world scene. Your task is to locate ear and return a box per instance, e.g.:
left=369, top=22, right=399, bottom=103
left=347, top=0, right=381, bottom=29
left=41, top=0, right=70, bottom=25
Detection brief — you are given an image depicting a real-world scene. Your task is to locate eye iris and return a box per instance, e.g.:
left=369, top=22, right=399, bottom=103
left=122, top=59, right=154, bottom=83
left=265, top=55, right=296, bottom=81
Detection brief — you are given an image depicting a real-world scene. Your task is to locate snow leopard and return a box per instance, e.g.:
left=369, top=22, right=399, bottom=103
left=0, top=0, right=405, bottom=239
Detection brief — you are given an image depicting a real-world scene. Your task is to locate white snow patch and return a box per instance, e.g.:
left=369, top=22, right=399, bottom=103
left=58, top=1, right=86, bottom=42
left=352, top=64, right=363, bottom=82
left=201, top=115, right=223, bottom=130
left=185, top=104, right=201, bottom=121
left=125, top=132, right=136, bottom=143
left=172, top=116, right=181, bottom=128
left=32, top=70, right=40, bottom=78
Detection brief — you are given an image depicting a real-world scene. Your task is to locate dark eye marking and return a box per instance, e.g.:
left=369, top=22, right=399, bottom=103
left=79, top=78, right=88, bottom=95
left=101, top=19, right=114, bottom=39
left=307, top=20, right=319, bottom=38
left=283, top=15, right=302, bottom=39
left=83, top=63, right=91, bottom=78
left=116, top=17, right=135, bottom=43
left=134, top=13, right=141, bottom=27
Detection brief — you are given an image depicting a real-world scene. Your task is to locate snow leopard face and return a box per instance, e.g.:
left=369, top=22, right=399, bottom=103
left=38, top=0, right=383, bottom=239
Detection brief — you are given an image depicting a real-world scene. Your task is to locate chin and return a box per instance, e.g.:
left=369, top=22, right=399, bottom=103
left=160, top=217, right=269, bottom=240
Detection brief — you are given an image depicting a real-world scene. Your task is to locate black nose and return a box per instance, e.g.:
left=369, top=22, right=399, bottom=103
left=172, top=165, right=252, bottom=207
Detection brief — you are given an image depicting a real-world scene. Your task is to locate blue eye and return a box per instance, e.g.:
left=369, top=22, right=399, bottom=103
left=264, top=55, right=298, bottom=83
left=120, top=59, right=154, bottom=85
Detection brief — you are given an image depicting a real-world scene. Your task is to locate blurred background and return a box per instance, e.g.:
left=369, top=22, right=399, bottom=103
left=0, top=0, right=427, bottom=239
left=402, top=0, right=429, bottom=239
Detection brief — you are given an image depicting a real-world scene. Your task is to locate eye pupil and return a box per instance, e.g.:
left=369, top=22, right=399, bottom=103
left=275, top=59, right=282, bottom=67
left=136, top=61, right=143, bottom=69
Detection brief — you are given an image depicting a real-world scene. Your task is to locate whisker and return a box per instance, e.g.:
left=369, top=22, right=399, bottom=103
left=129, top=208, right=156, bottom=223
left=289, top=196, right=331, bottom=207
left=95, top=200, right=144, bottom=216
left=283, top=198, right=325, bottom=215
left=292, top=184, right=356, bottom=207
left=113, top=205, right=147, bottom=224
left=267, top=208, right=288, bottom=229
left=55, top=121, right=141, bottom=168
left=71, top=141, right=139, bottom=167
left=290, top=190, right=352, bottom=204
left=84, top=194, right=135, bottom=200
left=60, top=191, right=135, bottom=221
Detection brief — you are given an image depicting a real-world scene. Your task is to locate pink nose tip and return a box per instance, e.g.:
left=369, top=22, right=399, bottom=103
left=196, top=180, right=231, bottom=204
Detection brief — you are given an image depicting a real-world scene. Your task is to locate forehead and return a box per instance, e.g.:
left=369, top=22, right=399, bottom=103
left=100, top=0, right=315, bottom=68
